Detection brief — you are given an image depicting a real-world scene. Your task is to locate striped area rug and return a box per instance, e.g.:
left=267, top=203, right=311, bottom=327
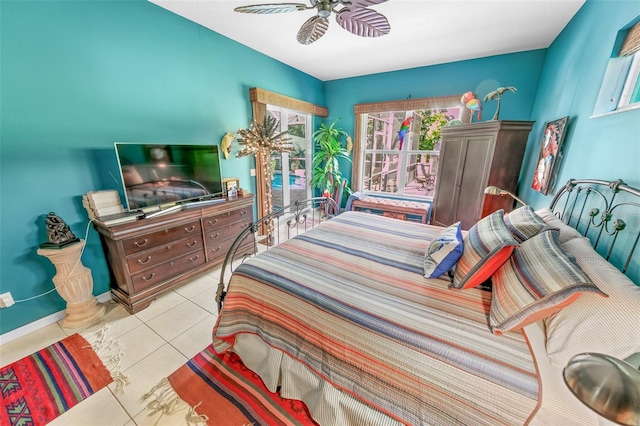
left=0, top=333, right=115, bottom=426
left=144, top=344, right=318, bottom=425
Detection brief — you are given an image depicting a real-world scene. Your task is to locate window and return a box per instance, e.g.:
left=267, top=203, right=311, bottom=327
left=248, top=87, right=327, bottom=224
left=353, top=95, right=470, bottom=198
left=593, top=18, right=640, bottom=116
left=267, top=107, right=311, bottom=208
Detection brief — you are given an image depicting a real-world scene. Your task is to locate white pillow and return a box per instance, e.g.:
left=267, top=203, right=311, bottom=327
left=423, top=222, right=463, bottom=279
left=535, top=208, right=583, bottom=244
left=544, top=236, right=640, bottom=366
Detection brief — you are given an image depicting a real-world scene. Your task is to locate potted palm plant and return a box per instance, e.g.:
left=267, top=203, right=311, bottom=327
left=311, top=119, right=352, bottom=203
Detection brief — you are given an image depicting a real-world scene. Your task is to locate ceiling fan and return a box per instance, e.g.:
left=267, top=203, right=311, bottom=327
left=234, top=0, right=390, bottom=45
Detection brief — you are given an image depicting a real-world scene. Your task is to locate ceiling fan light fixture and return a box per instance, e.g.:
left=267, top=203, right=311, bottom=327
left=234, top=0, right=390, bottom=44
left=317, top=0, right=332, bottom=18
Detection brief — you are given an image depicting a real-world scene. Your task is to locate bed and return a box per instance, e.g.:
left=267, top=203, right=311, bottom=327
left=213, top=179, right=640, bottom=425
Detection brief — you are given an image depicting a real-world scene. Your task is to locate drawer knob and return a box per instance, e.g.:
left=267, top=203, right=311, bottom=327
left=240, top=210, right=247, bottom=216
left=189, top=255, right=200, bottom=262
left=164, top=229, right=169, bottom=234
left=213, top=246, right=221, bottom=252
left=210, top=232, right=220, bottom=240
left=240, top=223, right=248, bottom=228
left=137, top=256, right=151, bottom=265
left=208, top=219, right=218, bottom=225
left=134, top=239, right=148, bottom=248
left=166, top=244, right=172, bottom=250
left=187, top=240, right=197, bottom=248
left=142, top=272, right=156, bottom=282
left=185, top=225, right=195, bottom=233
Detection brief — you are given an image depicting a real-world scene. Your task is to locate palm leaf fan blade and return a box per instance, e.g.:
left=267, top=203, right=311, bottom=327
left=350, top=0, right=389, bottom=7
left=336, top=8, right=390, bottom=37
left=297, top=16, right=329, bottom=44
left=234, top=3, right=308, bottom=14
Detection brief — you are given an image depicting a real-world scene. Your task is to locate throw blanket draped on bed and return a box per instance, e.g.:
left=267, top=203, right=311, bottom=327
left=213, top=212, right=539, bottom=425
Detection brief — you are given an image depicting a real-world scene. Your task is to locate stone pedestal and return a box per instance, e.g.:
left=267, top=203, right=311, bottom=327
left=37, top=239, right=106, bottom=328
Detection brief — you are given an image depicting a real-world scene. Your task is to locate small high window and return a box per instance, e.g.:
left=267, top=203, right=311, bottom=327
left=593, top=18, right=640, bottom=116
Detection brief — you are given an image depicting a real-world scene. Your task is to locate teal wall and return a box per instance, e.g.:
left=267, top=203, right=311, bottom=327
left=519, top=0, right=640, bottom=207
left=2, top=0, right=639, bottom=335
left=0, top=0, right=324, bottom=334
left=323, top=50, right=548, bottom=185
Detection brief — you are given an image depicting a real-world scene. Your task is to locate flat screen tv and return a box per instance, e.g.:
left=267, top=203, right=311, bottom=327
left=114, top=143, right=224, bottom=210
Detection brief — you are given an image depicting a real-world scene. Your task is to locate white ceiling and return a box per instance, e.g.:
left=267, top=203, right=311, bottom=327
left=149, top=0, right=586, bottom=81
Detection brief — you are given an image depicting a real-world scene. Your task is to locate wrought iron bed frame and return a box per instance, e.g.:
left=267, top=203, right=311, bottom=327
left=216, top=178, right=640, bottom=311
left=549, top=178, right=640, bottom=278
left=216, top=196, right=338, bottom=311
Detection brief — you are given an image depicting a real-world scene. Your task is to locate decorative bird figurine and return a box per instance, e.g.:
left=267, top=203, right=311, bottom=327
left=345, top=135, right=353, bottom=155
left=461, top=91, right=482, bottom=121
left=483, top=86, right=517, bottom=120
left=397, top=117, right=414, bottom=150
left=220, top=132, right=235, bottom=160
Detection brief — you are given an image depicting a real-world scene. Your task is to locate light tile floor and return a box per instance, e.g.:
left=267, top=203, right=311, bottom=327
left=0, top=268, right=223, bottom=426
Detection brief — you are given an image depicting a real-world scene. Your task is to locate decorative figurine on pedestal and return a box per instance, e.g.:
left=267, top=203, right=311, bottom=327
left=37, top=212, right=104, bottom=328
left=40, top=212, right=80, bottom=248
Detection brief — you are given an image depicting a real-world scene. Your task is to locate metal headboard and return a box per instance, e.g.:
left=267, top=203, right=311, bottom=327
left=216, top=196, right=339, bottom=311
left=549, top=178, right=640, bottom=282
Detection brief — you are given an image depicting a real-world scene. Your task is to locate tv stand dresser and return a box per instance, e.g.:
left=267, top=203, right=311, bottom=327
left=94, top=195, right=254, bottom=313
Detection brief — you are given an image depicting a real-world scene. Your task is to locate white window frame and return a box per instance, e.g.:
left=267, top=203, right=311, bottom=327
left=267, top=106, right=312, bottom=207
left=352, top=95, right=470, bottom=197
left=592, top=18, right=640, bottom=117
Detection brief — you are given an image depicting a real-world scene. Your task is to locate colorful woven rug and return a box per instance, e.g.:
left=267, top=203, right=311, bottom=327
left=144, top=344, right=318, bottom=425
left=0, top=333, right=114, bottom=426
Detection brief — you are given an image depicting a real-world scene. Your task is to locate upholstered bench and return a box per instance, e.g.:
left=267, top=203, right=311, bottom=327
left=350, top=196, right=431, bottom=223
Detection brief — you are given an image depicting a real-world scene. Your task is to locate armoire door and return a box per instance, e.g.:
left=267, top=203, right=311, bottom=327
left=455, top=135, right=494, bottom=229
left=432, top=136, right=466, bottom=227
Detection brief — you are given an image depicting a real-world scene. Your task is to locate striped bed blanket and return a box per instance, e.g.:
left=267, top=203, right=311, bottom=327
left=213, top=211, right=540, bottom=425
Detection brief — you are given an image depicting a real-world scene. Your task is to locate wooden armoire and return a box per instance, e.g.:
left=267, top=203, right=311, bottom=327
left=432, top=120, right=534, bottom=230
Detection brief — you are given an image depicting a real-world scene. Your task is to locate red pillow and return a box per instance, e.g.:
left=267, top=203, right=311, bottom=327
left=451, top=210, right=518, bottom=289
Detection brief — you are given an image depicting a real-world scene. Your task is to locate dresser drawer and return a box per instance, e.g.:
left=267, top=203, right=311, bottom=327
left=131, top=249, right=206, bottom=292
left=203, top=208, right=251, bottom=231
left=205, top=220, right=252, bottom=244
left=206, top=232, right=256, bottom=262
left=126, top=236, right=203, bottom=274
left=123, top=220, right=202, bottom=255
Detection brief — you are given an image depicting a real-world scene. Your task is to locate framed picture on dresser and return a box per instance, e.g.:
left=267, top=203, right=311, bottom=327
left=223, top=177, right=240, bottom=196
left=531, top=116, right=568, bottom=195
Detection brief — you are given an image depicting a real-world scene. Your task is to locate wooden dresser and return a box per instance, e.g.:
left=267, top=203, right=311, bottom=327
left=94, top=195, right=254, bottom=313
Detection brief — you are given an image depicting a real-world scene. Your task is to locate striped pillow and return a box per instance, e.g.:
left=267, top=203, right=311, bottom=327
left=451, top=210, right=518, bottom=289
left=504, top=205, right=550, bottom=242
left=489, top=230, right=607, bottom=335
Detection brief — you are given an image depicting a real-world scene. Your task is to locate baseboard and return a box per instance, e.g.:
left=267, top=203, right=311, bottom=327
left=0, top=292, right=112, bottom=345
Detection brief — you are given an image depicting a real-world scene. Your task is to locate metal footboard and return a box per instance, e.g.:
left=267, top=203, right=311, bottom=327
left=216, top=196, right=339, bottom=312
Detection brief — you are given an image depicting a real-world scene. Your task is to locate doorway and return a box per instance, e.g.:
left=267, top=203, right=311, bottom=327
left=267, top=107, right=312, bottom=209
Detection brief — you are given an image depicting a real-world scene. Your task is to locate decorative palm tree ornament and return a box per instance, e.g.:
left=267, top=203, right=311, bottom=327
left=236, top=114, right=293, bottom=240
left=483, top=86, right=517, bottom=120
